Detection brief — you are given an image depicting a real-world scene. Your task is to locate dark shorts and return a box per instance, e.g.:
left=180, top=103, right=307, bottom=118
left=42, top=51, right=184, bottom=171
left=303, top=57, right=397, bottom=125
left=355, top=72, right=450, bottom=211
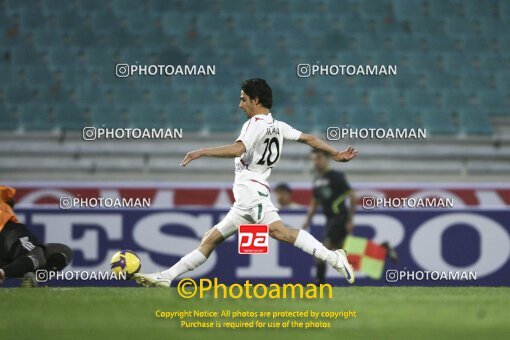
left=0, top=221, right=43, bottom=262
left=324, top=215, right=348, bottom=247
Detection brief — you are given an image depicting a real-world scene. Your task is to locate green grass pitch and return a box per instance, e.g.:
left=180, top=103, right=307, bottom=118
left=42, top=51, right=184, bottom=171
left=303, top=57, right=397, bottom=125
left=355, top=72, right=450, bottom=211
left=1, top=287, right=508, bottom=340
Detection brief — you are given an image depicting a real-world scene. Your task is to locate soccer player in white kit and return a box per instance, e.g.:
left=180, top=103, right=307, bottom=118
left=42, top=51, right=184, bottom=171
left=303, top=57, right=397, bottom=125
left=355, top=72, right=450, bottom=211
left=134, top=79, right=358, bottom=287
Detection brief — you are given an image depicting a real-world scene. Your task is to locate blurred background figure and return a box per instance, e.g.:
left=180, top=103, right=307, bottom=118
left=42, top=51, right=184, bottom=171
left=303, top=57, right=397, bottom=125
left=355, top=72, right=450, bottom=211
left=302, top=149, right=356, bottom=284
left=274, top=183, right=302, bottom=209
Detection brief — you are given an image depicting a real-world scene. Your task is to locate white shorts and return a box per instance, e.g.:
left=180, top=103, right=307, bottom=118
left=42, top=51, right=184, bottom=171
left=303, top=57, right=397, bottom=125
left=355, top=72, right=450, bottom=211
left=214, top=181, right=281, bottom=238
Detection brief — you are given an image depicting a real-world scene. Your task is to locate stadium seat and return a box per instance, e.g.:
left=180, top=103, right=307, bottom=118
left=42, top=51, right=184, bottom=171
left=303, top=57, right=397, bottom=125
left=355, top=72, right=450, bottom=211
left=370, top=51, right=400, bottom=66
left=102, top=27, right=135, bottom=48
left=277, top=106, right=311, bottom=132
left=32, top=28, right=65, bottom=46
left=477, top=91, right=509, bottom=116
left=111, top=0, right=145, bottom=16
left=10, top=47, right=41, bottom=66
left=20, top=9, right=47, bottom=30
left=90, top=104, right=126, bottom=128
left=306, top=14, right=334, bottom=33
left=462, top=1, right=493, bottom=18
left=69, top=26, right=99, bottom=48
left=477, top=18, right=507, bottom=38
left=84, top=47, right=118, bottom=68
left=300, top=89, right=326, bottom=107
left=53, top=103, right=88, bottom=131
left=338, top=16, right=372, bottom=34
left=268, top=14, right=299, bottom=33
left=327, top=0, right=353, bottom=15
left=358, top=0, right=392, bottom=17
left=411, top=17, right=444, bottom=35
left=1, top=66, right=19, bottom=85
left=290, top=1, right=323, bottom=14
left=405, top=52, right=441, bottom=73
left=89, top=11, right=123, bottom=32
left=75, top=85, right=108, bottom=106
left=310, top=105, right=343, bottom=131
left=147, top=0, right=175, bottom=12
left=460, top=73, right=494, bottom=92
left=163, top=104, right=202, bottom=132
left=17, top=104, right=53, bottom=131
left=25, top=66, right=55, bottom=84
left=181, top=0, right=213, bottom=12
left=0, top=106, right=19, bottom=131
left=47, top=47, right=79, bottom=66
left=404, top=90, right=437, bottom=109
left=77, top=0, right=109, bottom=13
left=442, top=52, right=475, bottom=73
left=162, top=13, right=194, bottom=35
left=461, top=37, right=492, bottom=52
left=441, top=91, right=471, bottom=110
left=393, top=0, right=425, bottom=19
left=111, top=85, right=147, bottom=106
left=202, top=106, right=240, bottom=133
left=391, top=33, right=424, bottom=51
left=385, top=107, right=419, bottom=129
left=149, top=86, right=179, bottom=106
left=427, top=72, right=459, bottom=90
left=428, top=1, right=461, bottom=18
left=458, top=108, right=493, bottom=135
left=41, top=0, right=73, bottom=14
left=368, top=89, right=400, bottom=110
left=51, top=65, right=90, bottom=86
left=126, top=104, right=164, bottom=129
left=6, top=86, right=33, bottom=104
left=355, top=34, right=385, bottom=51
left=495, top=72, right=510, bottom=92
left=500, top=1, right=510, bottom=18
left=44, top=84, right=73, bottom=106
left=420, top=110, right=456, bottom=135
left=56, top=10, right=85, bottom=31
left=444, top=17, right=477, bottom=37
left=347, top=108, right=384, bottom=128
left=479, top=54, right=509, bottom=73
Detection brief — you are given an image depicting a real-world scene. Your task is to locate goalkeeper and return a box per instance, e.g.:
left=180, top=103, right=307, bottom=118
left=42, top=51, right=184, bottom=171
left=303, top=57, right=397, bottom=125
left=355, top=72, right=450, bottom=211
left=0, top=185, right=72, bottom=286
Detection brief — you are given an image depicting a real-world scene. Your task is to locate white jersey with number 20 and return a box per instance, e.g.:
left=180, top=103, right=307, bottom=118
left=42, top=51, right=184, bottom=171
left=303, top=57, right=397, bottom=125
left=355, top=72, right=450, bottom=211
left=234, top=113, right=302, bottom=187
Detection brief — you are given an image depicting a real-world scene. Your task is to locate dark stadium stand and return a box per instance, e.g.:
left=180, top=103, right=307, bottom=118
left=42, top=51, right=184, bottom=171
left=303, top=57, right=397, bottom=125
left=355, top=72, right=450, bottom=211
left=1, top=0, right=508, bottom=136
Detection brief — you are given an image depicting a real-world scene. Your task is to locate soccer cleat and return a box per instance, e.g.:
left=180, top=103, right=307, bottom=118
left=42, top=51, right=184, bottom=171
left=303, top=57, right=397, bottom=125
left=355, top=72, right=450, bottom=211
left=132, top=272, right=172, bottom=288
left=333, top=249, right=355, bottom=284
left=21, top=272, right=38, bottom=288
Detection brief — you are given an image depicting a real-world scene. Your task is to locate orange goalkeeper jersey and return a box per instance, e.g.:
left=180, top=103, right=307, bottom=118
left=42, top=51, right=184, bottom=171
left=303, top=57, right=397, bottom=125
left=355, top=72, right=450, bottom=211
left=0, top=185, right=19, bottom=232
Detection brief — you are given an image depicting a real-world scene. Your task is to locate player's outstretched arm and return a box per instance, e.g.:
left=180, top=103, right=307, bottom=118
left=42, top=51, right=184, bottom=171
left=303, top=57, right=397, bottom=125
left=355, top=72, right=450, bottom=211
left=180, top=141, right=246, bottom=167
left=298, top=133, right=358, bottom=162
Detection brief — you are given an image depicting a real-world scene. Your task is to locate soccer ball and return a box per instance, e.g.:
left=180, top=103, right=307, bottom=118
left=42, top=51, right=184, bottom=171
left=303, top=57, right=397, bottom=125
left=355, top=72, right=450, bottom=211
left=110, top=250, right=141, bottom=279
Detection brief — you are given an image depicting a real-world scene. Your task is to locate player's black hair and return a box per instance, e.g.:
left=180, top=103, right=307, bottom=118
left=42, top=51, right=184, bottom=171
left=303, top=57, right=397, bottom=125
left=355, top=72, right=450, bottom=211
left=274, top=183, right=292, bottom=193
left=241, top=78, right=273, bottom=109
left=311, top=149, right=330, bottom=158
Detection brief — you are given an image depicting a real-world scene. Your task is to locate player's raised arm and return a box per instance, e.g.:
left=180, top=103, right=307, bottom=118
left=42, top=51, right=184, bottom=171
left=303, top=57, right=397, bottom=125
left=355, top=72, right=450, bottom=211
left=297, top=133, right=358, bottom=162
left=180, top=141, right=246, bottom=167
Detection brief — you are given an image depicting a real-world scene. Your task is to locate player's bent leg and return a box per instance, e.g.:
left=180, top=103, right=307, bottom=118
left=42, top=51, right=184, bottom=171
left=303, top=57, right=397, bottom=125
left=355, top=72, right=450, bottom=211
left=134, top=216, right=236, bottom=288
left=0, top=246, right=46, bottom=282
left=198, top=227, right=225, bottom=258
left=280, top=222, right=355, bottom=284
left=315, top=238, right=332, bottom=285
left=268, top=220, right=299, bottom=244
left=44, top=243, right=73, bottom=272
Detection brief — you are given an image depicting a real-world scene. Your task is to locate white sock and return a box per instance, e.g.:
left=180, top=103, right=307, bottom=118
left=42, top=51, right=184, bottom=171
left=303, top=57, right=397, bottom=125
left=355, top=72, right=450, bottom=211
left=161, top=249, right=207, bottom=280
left=294, top=230, right=337, bottom=265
